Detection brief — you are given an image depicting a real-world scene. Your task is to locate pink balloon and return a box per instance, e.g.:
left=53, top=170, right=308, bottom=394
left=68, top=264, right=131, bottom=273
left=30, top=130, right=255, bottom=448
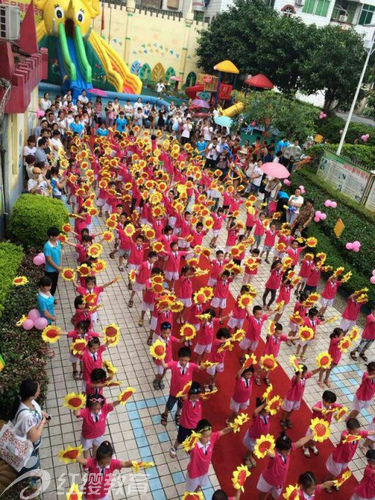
left=36, top=109, right=45, bottom=118
left=38, top=253, right=46, bottom=263
left=283, top=179, right=291, bottom=186
left=324, top=200, right=331, bottom=207
left=371, top=276, right=375, bottom=284
left=314, top=216, right=320, bottom=223
left=33, top=255, right=44, bottom=266
left=353, top=241, right=361, bottom=247
left=353, top=248, right=360, bottom=253
left=315, top=211, right=322, bottom=217
left=251, top=121, right=256, bottom=127
left=320, top=213, right=327, bottom=220
left=372, top=270, right=375, bottom=276
left=28, top=309, right=41, bottom=321
left=298, top=185, right=305, bottom=194
left=346, top=242, right=354, bottom=250
left=34, top=317, right=48, bottom=330
left=330, top=201, right=337, bottom=208
left=22, top=319, right=35, bottom=330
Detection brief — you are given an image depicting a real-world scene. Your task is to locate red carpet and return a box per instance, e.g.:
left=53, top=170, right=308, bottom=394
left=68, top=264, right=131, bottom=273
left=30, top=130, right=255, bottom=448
left=173, top=256, right=357, bottom=499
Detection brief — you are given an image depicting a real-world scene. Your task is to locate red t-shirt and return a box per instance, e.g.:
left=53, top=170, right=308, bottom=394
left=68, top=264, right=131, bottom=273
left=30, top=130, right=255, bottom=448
left=187, top=431, right=220, bottom=478
left=328, top=337, right=342, bottom=365
left=232, top=376, right=253, bottom=404
left=332, top=430, right=368, bottom=463
left=82, top=345, right=106, bottom=382
left=214, top=277, right=232, bottom=299
left=342, top=297, right=361, bottom=321
left=286, top=247, right=303, bottom=267
left=265, top=269, right=283, bottom=290
left=264, top=230, right=277, bottom=247
left=262, top=444, right=296, bottom=487
left=355, top=465, right=375, bottom=499
left=254, top=219, right=265, bottom=237
left=210, top=259, right=228, bottom=279
left=248, top=413, right=270, bottom=440
left=246, top=314, right=268, bottom=341
left=356, top=372, right=375, bottom=401
left=263, top=334, right=288, bottom=357
left=166, top=361, right=199, bottom=397
left=79, top=403, right=114, bottom=439
left=83, top=458, right=122, bottom=499
left=285, top=373, right=312, bottom=402
left=363, top=314, right=375, bottom=340
left=322, top=280, right=341, bottom=300
left=179, top=398, right=203, bottom=429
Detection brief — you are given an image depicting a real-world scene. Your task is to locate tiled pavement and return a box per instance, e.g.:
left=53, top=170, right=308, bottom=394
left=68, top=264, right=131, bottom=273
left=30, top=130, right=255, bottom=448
left=41, top=199, right=373, bottom=499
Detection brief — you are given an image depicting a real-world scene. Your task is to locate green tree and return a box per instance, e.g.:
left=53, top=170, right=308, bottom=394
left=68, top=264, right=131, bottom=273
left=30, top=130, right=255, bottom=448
left=234, top=90, right=318, bottom=139
left=301, top=25, right=367, bottom=112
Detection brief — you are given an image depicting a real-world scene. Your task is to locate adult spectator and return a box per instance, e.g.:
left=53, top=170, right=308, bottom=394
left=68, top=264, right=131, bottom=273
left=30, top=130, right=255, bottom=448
left=292, top=198, right=315, bottom=236
left=115, top=111, right=128, bottom=133
left=10, top=379, right=50, bottom=473
left=94, top=96, right=103, bottom=125
left=97, top=122, right=109, bottom=137
left=283, top=140, right=302, bottom=172
left=156, top=80, right=165, bottom=98
left=43, top=226, right=62, bottom=296
left=25, top=155, right=35, bottom=179
left=181, top=118, right=192, bottom=144
left=264, top=177, right=282, bottom=207
left=286, top=187, right=304, bottom=224
left=34, top=137, right=50, bottom=167
left=250, top=159, right=263, bottom=193
left=51, top=130, right=63, bottom=159
left=134, top=97, right=143, bottom=111
left=275, top=136, right=290, bottom=154
left=112, top=97, right=121, bottom=115
left=124, top=100, right=133, bottom=123
left=133, top=107, right=143, bottom=127
left=70, top=115, right=84, bottom=136
left=39, top=92, right=51, bottom=111
left=23, top=136, right=37, bottom=162
left=77, top=89, right=89, bottom=105
left=27, top=166, right=50, bottom=196
left=205, top=137, right=219, bottom=169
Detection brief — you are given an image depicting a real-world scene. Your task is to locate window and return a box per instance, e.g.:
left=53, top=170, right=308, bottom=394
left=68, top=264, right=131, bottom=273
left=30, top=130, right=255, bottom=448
left=194, top=10, right=204, bottom=21
left=331, top=1, right=357, bottom=23
left=303, top=0, right=330, bottom=16
left=359, top=4, right=375, bottom=25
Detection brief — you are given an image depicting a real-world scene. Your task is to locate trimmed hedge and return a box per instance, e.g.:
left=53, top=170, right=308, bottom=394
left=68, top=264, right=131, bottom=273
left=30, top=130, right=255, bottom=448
left=291, top=165, right=375, bottom=302
left=0, top=252, right=48, bottom=421
left=316, top=115, right=375, bottom=146
left=0, top=243, right=24, bottom=316
left=9, top=194, right=69, bottom=249
left=307, top=144, right=375, bottom=171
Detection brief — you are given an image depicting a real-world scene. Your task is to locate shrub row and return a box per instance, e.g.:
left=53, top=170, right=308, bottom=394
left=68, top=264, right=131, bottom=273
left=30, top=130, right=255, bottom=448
left=316, top=115, right=375, bottom=146
left=307, top=143, right=375, bottom=171
left=9, top=194, right=69, bottom=249
left=291, top=165, right=375, bottom=302
left=0, top=243, right=24, bottom=317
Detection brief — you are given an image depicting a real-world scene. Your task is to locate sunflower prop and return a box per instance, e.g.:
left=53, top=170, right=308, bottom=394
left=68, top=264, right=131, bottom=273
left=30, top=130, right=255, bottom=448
left=63, top=392, right=86, bottom=411
left=103, top=359, right=117, bottom=376
left=342, top=434, right=361, bottom=444
left=268, top=321, right=276, bottom=336
left=325, top=315, right=339, bottom=324
left=105, top=333, right=120, bottom=347
left=333, top=470, right=352, bottom=489
left=105, top=379, right=121, bottom=387
left=87, top=243, right=103, bottom=258
left=200, top=360, right=219, bottom=370
left=348, top=326, right=361, bottom=342
left=129, top=270, right=137, bottom=283
left=58, top=445, right=84, bottom=464
left=61, top=268, right=76, bottom=282
left=71, top=338, right=87, bottom=356
left=282, top=257, right=294, bottom=270
left=76, top=264, right=91, bottom=277
left=275, top=242, right=287, bottom=253
left=230, top=413, right=250, bottom=433
left=232, top=464, right=251, bottom=492
left=66, top=483, right=83, bottom=500
left=217, top=340, right=234, bottom=354
left=150, top=339, right=167, bottom=360
left=82, top=293, right=97, bottom=307
left=334, top=406, right=348, bottom=422
left=182, top=431, right=202, bottom=452
left=92, top=259, right=106, bottom=273
left=289, top=355, right=304, bottom=373
left=289, top=312, right=304, bottom=325
left=200, top=387, right=219, bottom=400
left=338, top=337, right=352, bottom=352
left=13, top=276, right=28, bottom=286
left=232, top=329, right=246, bottom=342
left=332, top=266, right=345, bottom=278
left=180, top=324, right=197, bottom=341
left=260, top=355, right=278, bottom=372
left=262, top=384, right=273, bottom=401
left=306, top=237, right=318, bottom=248
left=254, top=434, right=276, bottom=459
left=42, top=325, right=62, bottom=344
left=182, top=492, right=204, bottom=500
left=102, top=231, right=114, bottom=243
left=310, top=418, right=330, bottom=442
left=238, top=294, right=253, bottom=309
left=316, top=352, right=333, bottom=369
left=266, top=396, right=283, bottom=416
left=118, top=387, right=136, bottom=405
left=242, top=353, right=257, bottom=369
left=305, top=292, right=320, bottom=305
left=103, top=324, right=121, bottom=339
left=131, top=460, right=155, bottom=474
left=176, top=381, right=193, bottom=398
left=298, top=326, right=315, bottom=342
left=283, top=484, right=299, bottom=499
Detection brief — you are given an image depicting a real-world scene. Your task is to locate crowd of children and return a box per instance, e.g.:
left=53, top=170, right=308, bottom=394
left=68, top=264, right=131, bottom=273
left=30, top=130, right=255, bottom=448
left=34, top=123, right=375, bottom=500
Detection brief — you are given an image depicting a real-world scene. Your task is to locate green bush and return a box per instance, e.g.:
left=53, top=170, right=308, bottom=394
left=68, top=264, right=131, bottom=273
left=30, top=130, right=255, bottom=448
left=0, top=243, right=24, bottom=316
left=316, top=115, right=375, bottom=146
left=306, top=144, right=375, bottom=171
left=9, top=194, right=69, bottom=249
left=0, top=252, right=48, bottom=421
left=291, top=165, right=375, bottom=302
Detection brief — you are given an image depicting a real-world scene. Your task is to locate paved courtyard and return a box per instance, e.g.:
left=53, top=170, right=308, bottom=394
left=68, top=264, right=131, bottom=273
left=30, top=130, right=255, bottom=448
left=40, top=203, right=372, bottom=499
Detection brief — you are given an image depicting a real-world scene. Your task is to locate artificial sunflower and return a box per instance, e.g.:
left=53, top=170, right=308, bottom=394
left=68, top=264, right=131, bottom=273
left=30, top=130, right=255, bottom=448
left=103, top=359, right=117, bottom=375
left=325, top=315, right=339, bottom=324
left=200, top=387, right=219, bottom=400
left=93, top=259, right=106, bottom=273
left=230, top=413, right=250, bottom=433
left=102, top=230, right=114, bottom=243
left=333, top=470, right=352, bottom=489
left=242, top=353, right=257, bottom=369
left=275, top=242, right=287, bottom=253
left=103, top=324, right=120, bottom=338
left=63, top=392, right=86, bottom=411
left=289, top=355, right=304, bottom=372
left=298, top=326, right=315, bottom=342
left=238, top=294, right=253, bottom=309
left=131, top=460, right=155, bottom=474
left=306, top=237, right=318, bottom=248
left=260, top=355, right=278, bottom=371
left=342, top=434, right=361, bottom=444
left=182, top=431, right=202, bottom=452
left=87, top=243, right=103, bottom=258
left=316, top=352, right=333, bottom=369
left=58, top=445, right=84, bottom=464
left=254, top=434, right=276, bottom=459
left=232, top=464, right=251, bottom=492
left=66, top=483, right=83, bottom=500
left=176, top=381, right=193, bottom=398
left=203, top=217, right=214, bottom=230
left=76, top=264, right=90, bottom=277
left=262, top=384, right=273, bottom=401
left=348, top=326, right=361, bottom=342
left=338, top=337, right=352, bottom=352
left=150, top=339, right=166, bottom=360
left=118, top=387, right=136, bottom=405
left=170, top=301, right=184, bottom=313
left=129, top=270, right=137, bottom=283
left=105, top=333, right=120, bottom=347
left=266, top=396, right=283, bottom=416
left=180, top=324, right=197, bottom=340
left=268, top=321, right=276, bottom=336
left=42, top=325, right=62, bottom=344
left=334, top=406, right=348, bottom=422
left=282, top=484, right=299, bottom=499
left=71, top=338, right=87, bottom=356
left=61, top=268, right=76, bottom=282
left=200, top=360, right=219, bottom=369
left=310, top=418, right=330, bottom=442
left=232, top=329, right=246, bottom=342
left=13, top=276, right=28, bottom=286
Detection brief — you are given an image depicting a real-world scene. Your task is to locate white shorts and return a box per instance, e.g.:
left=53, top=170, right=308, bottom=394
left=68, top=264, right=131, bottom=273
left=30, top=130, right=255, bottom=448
left=173, top=227, right=181, bottom=236
left=326, top=454, right=349, bottom=477
left=128, top=263, right=140, bottom=271
left=273, top=250, right=286, bottom=259
left=225, top=245, right=233, bottom=254
left=103, top=202, right=111, bottom=213
left=141, top=301, right=154, bottom=312
left=91, top=311, right=98, bottom=324
left=288, top=322, right=298, bottom=333
left=179, top=240, right=190, bottom=249
left=96, top=198, right=105, bottom=207
left=168, top=216, right=177, bottom=228
left=179, top=297, right=192, bottom=307
left=298, top=338, right=314, bottom=347
left=340, top=318, right=356, bottom=332
left=118, top=249, right=130, bottom=258
left=211, top=297, right=227, bottom=309
left=299, top=277, right=307, bottom=284
left=155, top=364, right=165, bottom=375
left=165, top=271, right=179, bottom=281
left=243, top=430, right=256, bottom=452
left=281, top=398, right=301, bottom=412
left=133, top=282, right=146, bottom=292
left=185, top=473, right=209, bottom=492
left=208, top=277, right=217, bottom=287
left=320, top=297, right=334, bottom=308
left=140, top=218, right=150, bottom=226
left=228, top=317, right=245, bottom=329
left=351, top=494, right=370, bottom=500
left=257, top=474, right=283, bottom=499
left=207, top=363, right=224, bottom=376
left=213, top=230, right=220, bottom=237
left=192, top=322, right=200, bottom=332
left=81, top=435, right=104, bottom=451
left=230, top=398, right=249, bottom=413
left=352, top=395, right=371, bottom=412
left=194, top=343, right=212, bottom=355
left=150, top=316, right=158, bottom=331
left=239, top=337, right=258, bottom=352
left=367, top=421, right=375, bottom=442
left=69, top=353, right=80, bottom=363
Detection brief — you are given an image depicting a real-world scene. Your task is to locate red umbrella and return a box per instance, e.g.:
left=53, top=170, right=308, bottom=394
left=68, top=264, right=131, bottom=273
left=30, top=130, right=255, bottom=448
left=245, top=74, right=273, bottom=89
left=88, top=88, right=108, bottom=97
left=261, top=162, right=290, bottom=179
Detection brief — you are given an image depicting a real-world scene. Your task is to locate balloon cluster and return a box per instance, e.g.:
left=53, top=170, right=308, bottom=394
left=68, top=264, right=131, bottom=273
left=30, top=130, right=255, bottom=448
left=361, top=134, right=370, bottom=142
left=319, top=112, right=327, bottom=119
left=324, top=199, right=337, bottom=208
left=370, top=270, right=375, bottom=285
left=21, top=309, right=48, bottom=331
left=346, top=241, right=361, bottom=253
left=314, top=211, right=327, bottom=223
left=36, top=109, right=45, bottom=119
left=33, top=253, right=46, bottom=266
left=283, top=179, right=291, bottom=186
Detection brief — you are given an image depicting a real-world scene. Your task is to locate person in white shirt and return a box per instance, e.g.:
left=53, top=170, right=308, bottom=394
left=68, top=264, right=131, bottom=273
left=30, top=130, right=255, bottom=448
left=51, top=130, right=63, bottom=159
left=286, top=188, right=304, bottom=224
left=156, top=81, right=165, bottom=97
left=39, top=93, right=51, bottom=111
left=28, top=166, right=50, bottom=196
left=124, top=100, right=133, bottom=123
left=57, top=111, right=68, bottom=137
left=205, top=138, right=220, bottom=168
left=77, top=90, right=89, bottom=105
left=202, top=119, right=213, bottom=142
left=112, top=97, right=121, bottom=115
left=250, top=160, right=264, bottom=193
left=181, top=118, right=192, bottom=144
left=23, top=136, right=37, bottom=162
left=134, top=97, right=143, bottom=110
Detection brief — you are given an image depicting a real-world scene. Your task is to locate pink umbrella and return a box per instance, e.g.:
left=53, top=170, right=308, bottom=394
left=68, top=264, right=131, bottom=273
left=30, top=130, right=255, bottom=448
left=191, top=98, right=210, bottom=109
left=261, top=162, right=290, bottom=179
left=88, top=88, right=108, bottom=97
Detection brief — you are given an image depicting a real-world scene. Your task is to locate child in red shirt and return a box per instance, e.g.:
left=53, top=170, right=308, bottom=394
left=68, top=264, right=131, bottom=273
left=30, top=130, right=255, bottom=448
left=243, top=248, right=261, bottom=285
left=274, top=277, right=294, bottom=323
left=262, top=260, right=283, bottom=310
left=224, top=222, right=240, bottom=257
left=253, top=212, right=266, bottom=249
left=208, top=250, right=228, bottom=287
left=304, top=257, right=322, bottom=294
left=239, top=305, right=274, bottom=359
left=242, top=397, right=270, bottom=469
left=228, top=285, right=252, bottom=332
left=139, top=267, right=163, bottom=327
left=64, top=319, right=98, bottom=379
left=340, top=291, right=366, bottom=333
left=318, top=275, right=342, bottom=319
left=75, top=275, right=118, bottom=323
left=350, top=305, right=375, bottom=362
left=209, top=207, right=226, bottom=248
left=170, top=382, right=203, bottom=459
left=128, top=250, right=158, bottom=308
left=347, top=362, right=375, bottom=420
left=317, top=328, right=345, bottom=388
left=227, top=366, right=254, bottom=423
left=211, top=269, right=233, bottom=317
left=292, top=472, right=334, bottom=499
left=295, top=253, right=314, bottom=295
left=352, top=449, right=375, bottom=500
left=152, top=321, right=181, bottom=391
left=287, top=291, right=307, bottom=343
left=74, top=393, right=121, bottom=458
left=286, top=239, right=306, bottom=267
left=205, top=328, right=232, bottom=391
left=81, top=337, right=107, bottom=392
left=260, top=222, right=278, bottom=263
